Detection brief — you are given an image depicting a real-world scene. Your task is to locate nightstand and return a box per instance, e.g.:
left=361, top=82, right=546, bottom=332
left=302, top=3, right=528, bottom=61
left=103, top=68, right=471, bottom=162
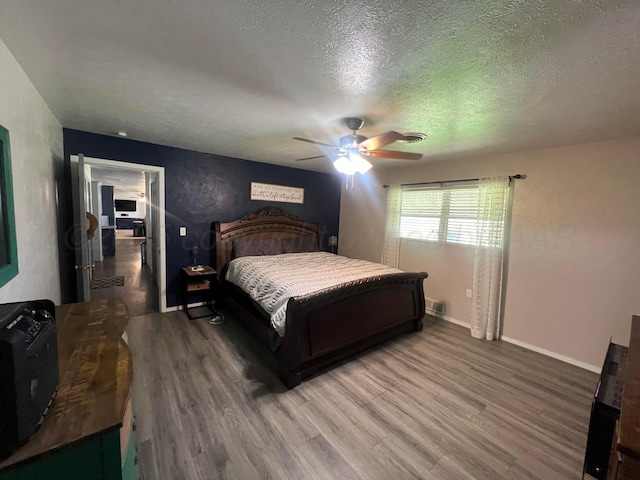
left=182, top=265, right=218, bottom=320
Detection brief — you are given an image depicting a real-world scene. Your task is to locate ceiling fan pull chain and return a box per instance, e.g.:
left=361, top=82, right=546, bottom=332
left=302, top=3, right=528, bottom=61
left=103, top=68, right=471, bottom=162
left=345, top=174, right=355, bottom=191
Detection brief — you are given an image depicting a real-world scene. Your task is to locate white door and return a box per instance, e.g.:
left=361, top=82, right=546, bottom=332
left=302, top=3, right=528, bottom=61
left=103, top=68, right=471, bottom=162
left=70, top=154, right=92, bottom=301
left=150, top=177, right=160, bottom=284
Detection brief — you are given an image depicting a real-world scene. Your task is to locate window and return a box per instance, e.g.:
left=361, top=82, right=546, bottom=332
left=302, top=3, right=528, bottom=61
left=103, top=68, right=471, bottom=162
left=399, top=182, right=505, bottom=247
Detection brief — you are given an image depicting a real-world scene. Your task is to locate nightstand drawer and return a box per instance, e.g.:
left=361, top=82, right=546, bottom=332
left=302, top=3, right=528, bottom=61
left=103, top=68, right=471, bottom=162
left=187, top=279, right=210, bottom=292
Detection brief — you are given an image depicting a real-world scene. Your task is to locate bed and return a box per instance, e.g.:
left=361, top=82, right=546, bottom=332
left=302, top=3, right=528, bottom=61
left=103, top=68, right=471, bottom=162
left=214, top=207, right=428, bottom=388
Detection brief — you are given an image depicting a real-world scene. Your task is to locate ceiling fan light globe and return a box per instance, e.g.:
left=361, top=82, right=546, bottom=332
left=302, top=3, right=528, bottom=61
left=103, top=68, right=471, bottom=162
left=352, top=155, right=372, bottom=174
left=333, top=156, right=356, bottom=175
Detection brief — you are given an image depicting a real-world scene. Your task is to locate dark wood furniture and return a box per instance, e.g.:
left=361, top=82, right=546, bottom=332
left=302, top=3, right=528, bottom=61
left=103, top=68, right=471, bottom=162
left=0, top=298, right=137, bottom=480
left=115, top=217, right=145, bottom=230
left=214, top=206, right=428, bottom=389
left=132, top=220, right=145, bottom=237
left=607, top=315, right=640, bottom=480
left=182, top=265, right=218, bottom=320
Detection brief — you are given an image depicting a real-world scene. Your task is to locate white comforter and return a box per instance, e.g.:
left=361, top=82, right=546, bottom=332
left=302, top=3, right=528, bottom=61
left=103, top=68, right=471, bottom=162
left=225, top=252, right=402, bottom=337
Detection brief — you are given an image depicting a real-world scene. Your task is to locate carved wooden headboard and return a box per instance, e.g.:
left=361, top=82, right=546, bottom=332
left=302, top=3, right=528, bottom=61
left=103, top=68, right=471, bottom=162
left=213, top=207, right=321, bottom=270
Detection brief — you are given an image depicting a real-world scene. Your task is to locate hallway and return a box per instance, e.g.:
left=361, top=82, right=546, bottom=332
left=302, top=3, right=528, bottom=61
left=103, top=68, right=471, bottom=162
left=91, top=231, right=158, bottom=317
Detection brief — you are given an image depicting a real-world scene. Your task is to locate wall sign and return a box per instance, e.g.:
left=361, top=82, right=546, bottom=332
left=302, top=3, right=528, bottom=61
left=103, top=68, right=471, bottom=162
left=250, top=182, right=304, bottom=204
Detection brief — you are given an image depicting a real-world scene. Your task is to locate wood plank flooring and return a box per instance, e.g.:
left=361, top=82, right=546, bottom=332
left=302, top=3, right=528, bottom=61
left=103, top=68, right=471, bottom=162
left=126, top=312, right=599, bottom=480
left=91, top=231, right=158, bottom=317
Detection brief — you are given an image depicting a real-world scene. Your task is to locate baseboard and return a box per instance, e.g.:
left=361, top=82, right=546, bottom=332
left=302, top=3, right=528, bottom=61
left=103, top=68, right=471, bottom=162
left=500, top=335, right=601, bottom=373
left=440, top=314, right=470, bottom=328
left=164, top=301, right=207, bottom=313
left=427, top=311, right=470, bottom=328
left=429, top=312, right=601, bottom=373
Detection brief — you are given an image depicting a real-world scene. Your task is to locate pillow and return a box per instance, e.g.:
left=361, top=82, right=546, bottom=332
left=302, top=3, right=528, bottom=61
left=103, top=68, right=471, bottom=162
left=232, top=236, right=319, bottom=258
left=232, top=238, right=284, bottom=258
left=281, top=235, right=319, bottom=254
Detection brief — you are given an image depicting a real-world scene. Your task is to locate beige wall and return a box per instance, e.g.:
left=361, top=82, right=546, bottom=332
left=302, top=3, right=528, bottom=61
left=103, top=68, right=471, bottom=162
left=0, top=38, right=63, bottom=304
left=339, top=136, right=640, bottom=370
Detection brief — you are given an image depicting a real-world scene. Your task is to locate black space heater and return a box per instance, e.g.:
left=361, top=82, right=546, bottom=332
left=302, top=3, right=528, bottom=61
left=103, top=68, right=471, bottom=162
left=0, top=299, right=59, bottom=461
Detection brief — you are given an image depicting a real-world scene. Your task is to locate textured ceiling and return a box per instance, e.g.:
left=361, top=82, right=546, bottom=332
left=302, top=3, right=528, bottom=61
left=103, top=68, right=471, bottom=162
left=90, top=166, right=146, bottom=199
left=1, top=0, right=639, bottom=173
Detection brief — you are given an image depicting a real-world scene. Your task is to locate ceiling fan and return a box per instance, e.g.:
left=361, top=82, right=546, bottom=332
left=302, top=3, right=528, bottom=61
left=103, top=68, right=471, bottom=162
left=293, top=118, right=425, bottom=173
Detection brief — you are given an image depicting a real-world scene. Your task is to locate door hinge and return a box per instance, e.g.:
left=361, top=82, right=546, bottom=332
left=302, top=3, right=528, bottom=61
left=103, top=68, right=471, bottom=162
left=75, top=264, right=95, bottom=270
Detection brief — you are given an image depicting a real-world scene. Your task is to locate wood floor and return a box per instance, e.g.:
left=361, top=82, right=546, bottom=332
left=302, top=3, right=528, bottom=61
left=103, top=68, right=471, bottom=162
left=90, top=231, right=158, bottom=317
left=127, top=310, right=599, bottom=480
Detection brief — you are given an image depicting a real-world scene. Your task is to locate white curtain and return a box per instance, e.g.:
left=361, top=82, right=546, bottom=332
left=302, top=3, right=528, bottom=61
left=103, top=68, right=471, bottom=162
left=381, top=184, right=402, bottom=268
left=471, top=176, right=510, bottom=341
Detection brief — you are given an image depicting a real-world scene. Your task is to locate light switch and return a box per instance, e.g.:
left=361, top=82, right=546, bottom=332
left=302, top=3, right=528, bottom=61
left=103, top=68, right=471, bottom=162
left=179, top=227, right=187, bottom=237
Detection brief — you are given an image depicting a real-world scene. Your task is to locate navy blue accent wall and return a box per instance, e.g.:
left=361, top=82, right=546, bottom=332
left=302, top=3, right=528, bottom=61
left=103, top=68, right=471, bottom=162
left=63, top=129, right=342, bottom=308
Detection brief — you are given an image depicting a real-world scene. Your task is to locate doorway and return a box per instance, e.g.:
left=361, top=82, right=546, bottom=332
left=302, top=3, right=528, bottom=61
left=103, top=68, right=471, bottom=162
left=71, top=155, right=167, bottom=314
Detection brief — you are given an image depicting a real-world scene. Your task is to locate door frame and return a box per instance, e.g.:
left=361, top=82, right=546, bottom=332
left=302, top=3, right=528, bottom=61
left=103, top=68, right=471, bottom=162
left=71, top=155, right=168, bottom=313
left=146, top=174, right=160, bottom=285
left=70, top=154, right=91, bottom=301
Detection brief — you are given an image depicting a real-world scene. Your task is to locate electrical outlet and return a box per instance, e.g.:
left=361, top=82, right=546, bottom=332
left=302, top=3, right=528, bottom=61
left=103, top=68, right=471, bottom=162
left=179, top=227, right=187, bottom=237
left=466, top=289, right=472, bottom=298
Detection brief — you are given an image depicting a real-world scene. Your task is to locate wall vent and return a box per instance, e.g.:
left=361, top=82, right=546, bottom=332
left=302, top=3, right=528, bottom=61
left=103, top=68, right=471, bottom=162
left=425, top=297, right=445, bottom=315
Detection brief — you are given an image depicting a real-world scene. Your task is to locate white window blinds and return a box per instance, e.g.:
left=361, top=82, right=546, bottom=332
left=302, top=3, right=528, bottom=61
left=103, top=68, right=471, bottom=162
left=399, top=188, right=443, bottom=242
left=399, top=182, right=505, bottom=247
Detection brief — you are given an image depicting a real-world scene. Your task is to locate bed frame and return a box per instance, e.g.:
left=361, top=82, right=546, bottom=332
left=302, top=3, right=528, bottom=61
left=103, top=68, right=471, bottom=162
left=214, top=207, right=428, bottom=388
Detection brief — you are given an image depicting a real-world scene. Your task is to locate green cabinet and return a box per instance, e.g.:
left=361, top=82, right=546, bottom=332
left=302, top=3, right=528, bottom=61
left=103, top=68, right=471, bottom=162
left=122, top=425, right=138, bottom=480
left=1, top=426, right=137, bottom=480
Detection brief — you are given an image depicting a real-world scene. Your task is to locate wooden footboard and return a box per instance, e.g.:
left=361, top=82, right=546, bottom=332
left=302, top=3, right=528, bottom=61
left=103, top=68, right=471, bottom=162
left=277, top=272, right=427, bottom=388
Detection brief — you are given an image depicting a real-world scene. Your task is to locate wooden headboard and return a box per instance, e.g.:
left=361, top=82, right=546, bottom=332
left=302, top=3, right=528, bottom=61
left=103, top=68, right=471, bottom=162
left=213, top=207, right=321, bottom=270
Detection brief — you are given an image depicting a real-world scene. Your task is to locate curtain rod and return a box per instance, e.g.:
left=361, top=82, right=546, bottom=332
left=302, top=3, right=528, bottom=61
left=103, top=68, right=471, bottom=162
left=382, top=174, right=523, bottom=188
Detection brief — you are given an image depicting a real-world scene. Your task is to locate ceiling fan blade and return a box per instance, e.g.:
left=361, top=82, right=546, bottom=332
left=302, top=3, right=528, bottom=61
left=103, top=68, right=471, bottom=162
left=295, top=155, right=328, bottom=162
left=292, top=137, right=339, bottom=148
left=362, top=149, right=423, bottom=160
left=358, top=131, right=404, bottom=150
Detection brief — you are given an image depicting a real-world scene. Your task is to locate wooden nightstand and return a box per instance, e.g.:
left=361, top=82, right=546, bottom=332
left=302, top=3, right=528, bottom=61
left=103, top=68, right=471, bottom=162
left=182, top=265, right=218, bottom=320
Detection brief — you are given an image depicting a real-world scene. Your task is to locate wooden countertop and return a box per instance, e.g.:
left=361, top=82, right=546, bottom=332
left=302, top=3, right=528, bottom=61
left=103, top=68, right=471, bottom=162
left=617, top=315, right=640, bottom=460
left=0, top=298, right=132, bottom=471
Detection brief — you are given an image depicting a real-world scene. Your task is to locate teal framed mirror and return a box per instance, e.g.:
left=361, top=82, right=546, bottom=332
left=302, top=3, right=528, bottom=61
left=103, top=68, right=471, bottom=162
left=0, top=124, right=18, bottom=287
